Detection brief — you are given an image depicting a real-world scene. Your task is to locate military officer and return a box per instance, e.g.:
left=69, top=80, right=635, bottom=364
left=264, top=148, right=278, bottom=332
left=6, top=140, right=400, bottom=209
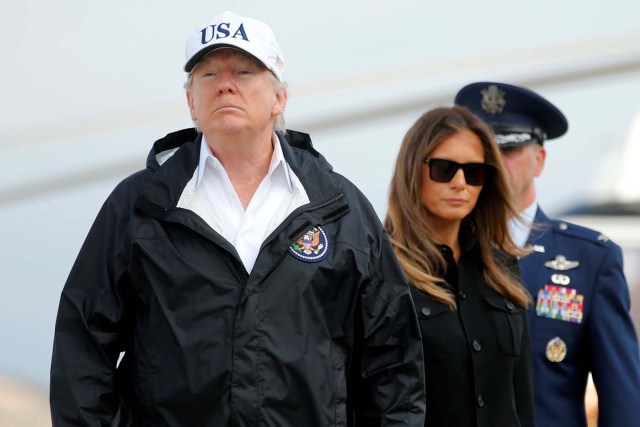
left=455, top=82, right=640, bottom=427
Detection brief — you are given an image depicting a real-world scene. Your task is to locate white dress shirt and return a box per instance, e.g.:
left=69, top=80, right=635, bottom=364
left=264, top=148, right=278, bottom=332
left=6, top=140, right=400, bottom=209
left=509, top=201, right=538, bottom=248
left=191, top=134, right=309, bottom=273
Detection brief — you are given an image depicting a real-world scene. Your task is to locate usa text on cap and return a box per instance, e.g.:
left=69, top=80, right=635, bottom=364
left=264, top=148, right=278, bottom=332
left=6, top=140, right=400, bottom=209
left=454, top=82, right=568, bottom=148
left=184, top=10, right=285, bottom=81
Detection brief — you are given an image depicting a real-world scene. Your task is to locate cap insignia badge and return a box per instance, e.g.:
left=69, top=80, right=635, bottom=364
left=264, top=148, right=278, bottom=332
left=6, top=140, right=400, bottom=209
left=288, top=226, right=330, bottom=263
left=544, top=255, right=579, bottom=271
left=532, top=245, right=545, bottom=253
left=481, top=85, right=506, bottom=115
left=546, top=337, right=567, bottom=362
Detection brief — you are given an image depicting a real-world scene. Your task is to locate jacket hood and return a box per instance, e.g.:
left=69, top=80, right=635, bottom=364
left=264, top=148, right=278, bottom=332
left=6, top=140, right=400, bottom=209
left=277, top=129, right=333, bottom=173
left=145, top=128, right=333, bottom=173
left=140, top=128, right=339, bottom=211
left=146, top=128, right=200, bottom=171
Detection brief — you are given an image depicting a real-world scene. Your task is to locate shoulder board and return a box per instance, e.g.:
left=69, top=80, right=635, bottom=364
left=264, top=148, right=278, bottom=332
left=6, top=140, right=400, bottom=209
left=551, top=218, right=612, bottom=247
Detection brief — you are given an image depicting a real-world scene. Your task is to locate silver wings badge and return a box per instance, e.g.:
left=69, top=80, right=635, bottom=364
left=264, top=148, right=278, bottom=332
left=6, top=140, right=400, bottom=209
left=544, top=255, right=579, bottom=271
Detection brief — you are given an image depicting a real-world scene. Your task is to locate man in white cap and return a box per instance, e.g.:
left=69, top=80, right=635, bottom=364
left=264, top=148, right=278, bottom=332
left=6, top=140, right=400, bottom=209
left=50, top=11, right=426, bottom=426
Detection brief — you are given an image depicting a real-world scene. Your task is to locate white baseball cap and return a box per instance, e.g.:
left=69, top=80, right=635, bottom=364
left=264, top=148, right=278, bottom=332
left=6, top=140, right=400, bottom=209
left=184, top=10, right=285, bottom=81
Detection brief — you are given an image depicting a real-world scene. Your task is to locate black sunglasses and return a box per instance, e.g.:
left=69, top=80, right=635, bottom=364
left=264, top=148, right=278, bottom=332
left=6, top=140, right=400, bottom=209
left=423, top=158, right=492, bottom=186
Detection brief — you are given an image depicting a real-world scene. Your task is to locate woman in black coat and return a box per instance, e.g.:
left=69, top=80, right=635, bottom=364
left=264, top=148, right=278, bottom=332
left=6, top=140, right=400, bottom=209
left=385, top=106, right=535, bottom=427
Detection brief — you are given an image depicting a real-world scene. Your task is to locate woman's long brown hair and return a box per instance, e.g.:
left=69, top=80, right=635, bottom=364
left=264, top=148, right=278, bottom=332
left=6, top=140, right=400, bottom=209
left=384, top=106, right=531, bottom=310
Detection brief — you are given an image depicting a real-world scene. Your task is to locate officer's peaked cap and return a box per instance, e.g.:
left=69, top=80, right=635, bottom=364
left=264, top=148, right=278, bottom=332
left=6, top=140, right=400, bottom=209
left=454, top=82, right=568, bottom=148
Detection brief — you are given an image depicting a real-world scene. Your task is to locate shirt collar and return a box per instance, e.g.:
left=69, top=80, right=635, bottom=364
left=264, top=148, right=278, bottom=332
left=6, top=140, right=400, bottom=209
left=509, top=200, right=538, bottom=247
left=268, top=133, right=292, bottom=191
left=196, top=135, right=214, bottom=188
left=196, top=133, right=292, bottom=192
left=520, top=200, right=538, bottom=227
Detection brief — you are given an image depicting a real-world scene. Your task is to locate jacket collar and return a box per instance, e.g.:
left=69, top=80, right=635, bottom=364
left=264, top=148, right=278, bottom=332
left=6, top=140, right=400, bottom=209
left=276, top=130, right=341, bottom=204
left=138, top=128, right=342, bottom=211
left=533, top=206, right=550, bottom=223
left=526, top=206, right=552, bottom=245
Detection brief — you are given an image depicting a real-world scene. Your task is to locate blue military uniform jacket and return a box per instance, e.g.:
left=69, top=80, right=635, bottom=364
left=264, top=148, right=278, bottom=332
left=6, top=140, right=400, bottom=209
left=521, top=207, right=640, bottom=427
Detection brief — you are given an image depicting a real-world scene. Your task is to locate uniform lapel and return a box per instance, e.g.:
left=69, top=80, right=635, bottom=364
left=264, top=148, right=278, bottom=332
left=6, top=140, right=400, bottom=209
left=520, top=207, right=554, bottom=298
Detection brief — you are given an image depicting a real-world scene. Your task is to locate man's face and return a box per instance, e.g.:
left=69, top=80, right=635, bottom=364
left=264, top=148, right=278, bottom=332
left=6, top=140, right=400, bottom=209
left=499, top=143, right=546, bottom=209
left=186, top=48, right=286, bottom=137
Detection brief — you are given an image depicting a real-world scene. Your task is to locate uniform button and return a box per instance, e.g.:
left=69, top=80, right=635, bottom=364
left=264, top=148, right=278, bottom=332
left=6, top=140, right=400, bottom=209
left=421, top=307, right=432, bottom=316
left=505, top=301, right=515, bottom=310
left=458, top=290, right=466, bottom=300
left=477, top=395, right=485, bottom=407
left=472, top=339, right=482, bottom=352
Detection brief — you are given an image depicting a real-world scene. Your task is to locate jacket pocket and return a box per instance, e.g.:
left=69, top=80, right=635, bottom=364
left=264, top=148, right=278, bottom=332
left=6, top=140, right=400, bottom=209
left=483, top=294, right=524, bottom=356
left=415, top=300, right=452, bottom=361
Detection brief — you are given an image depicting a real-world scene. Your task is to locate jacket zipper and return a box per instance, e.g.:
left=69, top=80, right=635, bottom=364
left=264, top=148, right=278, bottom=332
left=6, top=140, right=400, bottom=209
left=159, top=192, right=345, bottom=279
left=257, top=192, right=345, bottom=255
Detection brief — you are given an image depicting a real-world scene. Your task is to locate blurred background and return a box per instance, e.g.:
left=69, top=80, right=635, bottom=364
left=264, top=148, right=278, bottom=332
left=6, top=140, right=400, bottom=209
left=1, top=0, right=639, bottom=424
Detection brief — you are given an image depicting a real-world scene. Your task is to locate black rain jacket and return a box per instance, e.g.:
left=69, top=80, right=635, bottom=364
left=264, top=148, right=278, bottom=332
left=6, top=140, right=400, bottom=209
left=50, top=129, right=426, bottom=427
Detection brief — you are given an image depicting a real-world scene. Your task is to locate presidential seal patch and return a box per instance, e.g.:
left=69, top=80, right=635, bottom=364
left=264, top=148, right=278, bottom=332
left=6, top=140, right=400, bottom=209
left=288, top=226, right=330, bottom=263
